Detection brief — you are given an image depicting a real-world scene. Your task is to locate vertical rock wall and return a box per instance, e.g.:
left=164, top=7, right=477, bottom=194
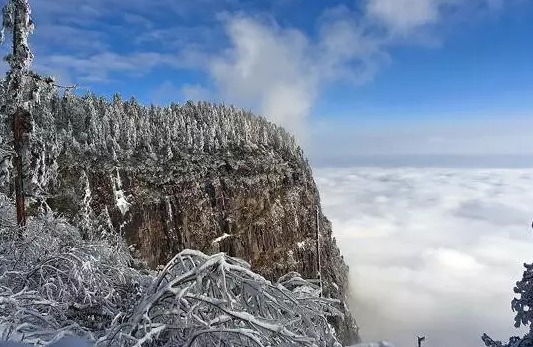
left=0, top=95, right=360, bottom=344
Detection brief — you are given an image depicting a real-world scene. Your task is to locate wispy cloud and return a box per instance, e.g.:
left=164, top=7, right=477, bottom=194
left=180, top=83, right=213, bottom=101
left=202, top=0, right=517, bottom=141
left=366, top=0, right=449, bottom=34
left=19, top=0, right=523, bottom=141
left=36, top=52, right=195, bottom=83
left=208, top=8, right=388, bottom=142
left=316, top=167, right=533, bottom=347
left=134, top=25, right=219, bottom=50
left=365, top=0, right=508, bottom=35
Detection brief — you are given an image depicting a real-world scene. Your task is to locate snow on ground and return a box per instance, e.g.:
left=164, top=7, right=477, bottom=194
left=212, top=232, right=233, bottom=244
left=316, top=167, right=533, bottom=347
left=112, top=170, right=131, bottom=215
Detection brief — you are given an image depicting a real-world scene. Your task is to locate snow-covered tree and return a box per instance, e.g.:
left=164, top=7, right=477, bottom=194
left=0, top=191, right=146, bottom=344
left=1, top=0, right=34, bottom=113
left=3, top=91, right=306, bottom=177
left=0, top=0, right=60, bottom=224
left=1, top=0, right=34, bottom=226
left=482, top=263, right=533, bottom=347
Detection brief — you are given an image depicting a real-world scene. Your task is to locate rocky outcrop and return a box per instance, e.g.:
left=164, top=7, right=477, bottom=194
left=0, top=92, right=359, bottom=344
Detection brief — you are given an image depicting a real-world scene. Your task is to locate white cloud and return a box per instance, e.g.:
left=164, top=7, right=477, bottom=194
left=364, top=0, right=504, bottom=35
left=366, top=0, right=443, bottom=33
left=35, top=51, right=206, bottom=83
left=209, top=16, right=317, bottom=141
left=149, top=81, right=183, bottom=105
left=180, top=83, right=213, bottom=101
left=316, top=167, right=533, bottom=347
left=209, top=11, right=386, bottom=143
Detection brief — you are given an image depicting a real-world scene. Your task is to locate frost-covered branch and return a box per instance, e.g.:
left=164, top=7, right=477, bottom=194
left=28, top=72, right=78, bottom=90
left=0, top=193, right=345, bottom=346
left=109, top=250, right=342, bottom=347
left=0, top=193, right=151, bottom=345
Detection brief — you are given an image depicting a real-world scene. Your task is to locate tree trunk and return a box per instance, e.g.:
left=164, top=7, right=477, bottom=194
left=12, top=108, right=29, bottom=229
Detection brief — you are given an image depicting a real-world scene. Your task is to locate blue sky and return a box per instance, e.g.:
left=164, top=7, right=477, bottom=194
left=8, top=0, right=533, bottom=166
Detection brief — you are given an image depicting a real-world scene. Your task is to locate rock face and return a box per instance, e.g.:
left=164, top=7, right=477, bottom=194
left=0, top=91, right=359, bottom=344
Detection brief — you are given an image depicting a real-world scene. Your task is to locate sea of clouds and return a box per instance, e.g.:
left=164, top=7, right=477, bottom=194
left=316, top=167, right=533, bottom=347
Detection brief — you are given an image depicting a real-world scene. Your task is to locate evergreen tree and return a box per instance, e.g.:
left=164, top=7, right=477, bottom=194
left=482, top=263, right=533, bottom=347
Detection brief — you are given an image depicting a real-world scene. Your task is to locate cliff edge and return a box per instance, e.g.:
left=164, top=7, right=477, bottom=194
left=0, top=91, right=359, bottom=344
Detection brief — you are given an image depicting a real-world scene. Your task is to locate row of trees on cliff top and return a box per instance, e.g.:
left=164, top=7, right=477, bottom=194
left=0, top=90, right=308, bottom=206
left=0, top=0, right=305, bottom=224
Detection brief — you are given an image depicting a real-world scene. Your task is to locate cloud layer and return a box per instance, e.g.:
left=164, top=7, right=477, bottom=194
left=316, top=167, right=533, bottom=347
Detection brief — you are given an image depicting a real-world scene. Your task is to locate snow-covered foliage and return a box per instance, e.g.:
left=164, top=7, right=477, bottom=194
left=0, top=193, right=150, bottom=344
left=2, top=0, right=35, bottom=113
left=482, top=263, right=533, bottom=347
left=0, top=192, right=345, bottom=346
left=106, top=253, right=342, bottom=347
left=0, top=89, right=307, bottom=200
left=0, top=0, right=56, bottom=196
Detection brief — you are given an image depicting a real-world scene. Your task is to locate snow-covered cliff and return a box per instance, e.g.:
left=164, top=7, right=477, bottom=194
left=0, top=90, right=359, bottom=344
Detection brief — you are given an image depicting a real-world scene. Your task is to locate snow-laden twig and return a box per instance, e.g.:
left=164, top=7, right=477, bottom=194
left=114, top=249, right=342, bottom=347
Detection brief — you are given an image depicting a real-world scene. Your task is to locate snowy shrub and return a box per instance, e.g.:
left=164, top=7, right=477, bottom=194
left=482, top=263, right=533, bottom=347
left=100, top=254, right=342, bottom=347
left=0, top=193, right=344, bottom=346
left=0, top=193, right=150, bottom=345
